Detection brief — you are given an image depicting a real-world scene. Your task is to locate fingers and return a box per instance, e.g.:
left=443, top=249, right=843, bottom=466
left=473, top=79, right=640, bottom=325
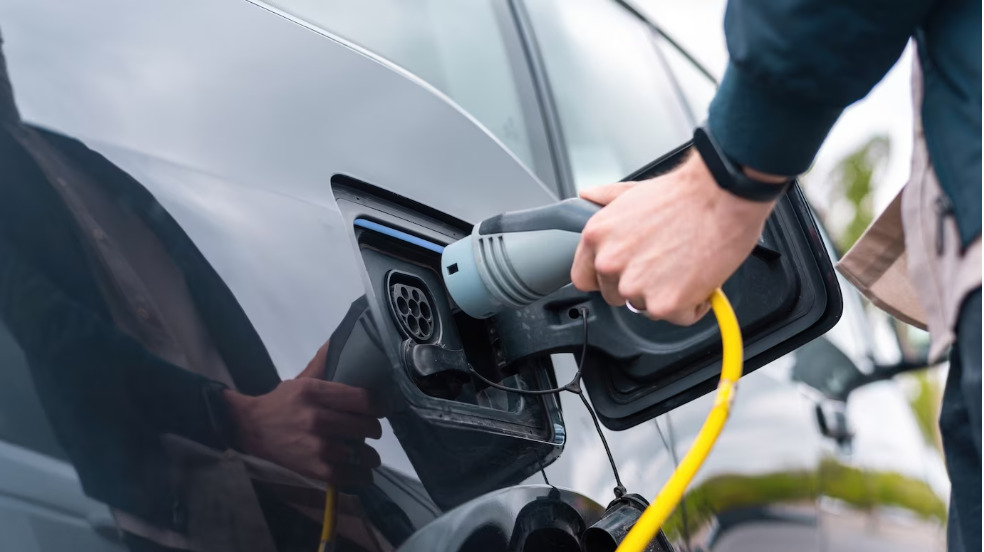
left=654, top=299, right=712, bottom=326
left=595, top=244, right=631, bottom=305
left=299, top=379, right=382, bottom=417
left=570, top=239, right=599, bottom=292
left=296, top=340, right=330, bottom=380
left=303, top=452, right=376, bottom=487
left=316, top=442, right=380, bottom=487
left=572, top=181, right=642, bottom=293
left=311, top=409, right=383, bottom=440
left=319, top=441, right=381, bottom=469
left=623, top=294, right=714, bottom=326
left=322, top=464, right=374, bottom=488
left=573, top=220, right=628, bottom=304
left=692, top=300, right=713, bottom=322
left=596, top=271, right=625, bottom=306
left=579, top=181, right=639, bottom=206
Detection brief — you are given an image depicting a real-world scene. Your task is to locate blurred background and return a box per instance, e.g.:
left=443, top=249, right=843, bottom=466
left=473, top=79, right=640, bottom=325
left=641, top=0, right=944, bottom=452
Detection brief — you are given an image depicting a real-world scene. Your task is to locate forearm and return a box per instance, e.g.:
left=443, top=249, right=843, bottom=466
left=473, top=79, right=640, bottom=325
left=710, top=0, right=932, bottom=174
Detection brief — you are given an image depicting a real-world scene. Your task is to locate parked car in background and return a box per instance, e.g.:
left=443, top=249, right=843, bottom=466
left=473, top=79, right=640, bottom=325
left=0, top=0, right=947, bottom=551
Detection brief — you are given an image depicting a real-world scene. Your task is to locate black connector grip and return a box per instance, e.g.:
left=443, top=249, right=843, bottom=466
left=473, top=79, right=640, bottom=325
left=477, top=198, right=600, bottom=235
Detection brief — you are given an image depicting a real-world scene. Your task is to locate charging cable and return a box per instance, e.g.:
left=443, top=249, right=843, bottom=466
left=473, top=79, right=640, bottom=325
left=468, top=307, right=627, bottom=495
left=615, top=288, right=743, bottom=552
left=319, top=487, right=337, bottom=552
left=319, top=288, right=742, bottom=552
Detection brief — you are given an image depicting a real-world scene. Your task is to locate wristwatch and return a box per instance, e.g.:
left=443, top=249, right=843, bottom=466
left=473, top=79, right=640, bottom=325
left=693, top=125, right=793, bottom=202
left=201, top=380, right=237, bottom=451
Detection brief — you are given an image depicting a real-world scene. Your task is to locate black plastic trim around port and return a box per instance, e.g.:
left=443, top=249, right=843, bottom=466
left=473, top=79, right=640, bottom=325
left=331, top=177, right=566, bottom=509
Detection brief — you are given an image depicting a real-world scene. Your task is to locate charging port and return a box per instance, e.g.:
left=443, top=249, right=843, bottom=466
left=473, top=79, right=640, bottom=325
left=333, top=180, right=565, bottom=510
left=349, top=210, right=557, bottom=414
left=387, top=272, right=438, bottom=343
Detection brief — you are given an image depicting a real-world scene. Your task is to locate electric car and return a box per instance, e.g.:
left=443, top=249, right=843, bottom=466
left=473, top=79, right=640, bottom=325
left=0, top=0, right=948, bottom=551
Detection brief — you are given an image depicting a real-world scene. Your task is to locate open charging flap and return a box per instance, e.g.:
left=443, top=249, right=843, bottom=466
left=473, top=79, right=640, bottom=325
left=490, top=144, right=843, bottom=430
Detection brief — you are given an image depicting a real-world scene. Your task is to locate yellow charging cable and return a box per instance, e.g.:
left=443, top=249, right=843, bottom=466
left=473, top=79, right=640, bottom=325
left=318, top=486, right=337, bottom=552
left=317, top=289, right=741, bottom=552
left=616, top=288, right=743, bottom=552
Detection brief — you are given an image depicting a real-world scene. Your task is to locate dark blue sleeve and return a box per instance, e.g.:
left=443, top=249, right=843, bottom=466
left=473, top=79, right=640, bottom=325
left=708, top=0, right=933, bottom=175
left=0, top=231, right=230, bottom=452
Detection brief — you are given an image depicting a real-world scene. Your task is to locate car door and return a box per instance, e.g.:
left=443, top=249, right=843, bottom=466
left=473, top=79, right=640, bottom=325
left=799, top=273, right=948, bottom=552
left=513, top=0, right=840, bottom=429
left=0, top=322, right=127, bottom=552
left=511, top=3, right=829, bottom=552
left=0, top=0, right=839, bottom=550
left=0, top=0, right=571, bottom=549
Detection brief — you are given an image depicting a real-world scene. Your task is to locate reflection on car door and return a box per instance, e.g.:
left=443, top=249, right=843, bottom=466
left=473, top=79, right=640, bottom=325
left=807, top=277, right=947, bottom=552
left=0, top=323, right=126, bottom=552
left=0, top=0, right=565, bottom=549
left=519, top=1, right=826, bottom=550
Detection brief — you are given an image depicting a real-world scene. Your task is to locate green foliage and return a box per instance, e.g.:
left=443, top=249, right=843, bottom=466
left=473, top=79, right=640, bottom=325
left=819, top=458, right=946, bottom=521
left=903, top=370, right=944, bottom=451
left=832, top=135, right=891, bottom=252
left=661, top=458, right=946, bottom=540
left=662, top=470, right=817, bottom=538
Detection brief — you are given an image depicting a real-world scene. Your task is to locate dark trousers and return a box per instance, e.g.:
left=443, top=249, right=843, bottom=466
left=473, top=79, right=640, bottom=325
left=940, top=287, right=981, bottom=552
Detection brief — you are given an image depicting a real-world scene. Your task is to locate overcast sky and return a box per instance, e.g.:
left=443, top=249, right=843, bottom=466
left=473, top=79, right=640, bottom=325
left=641, top=0, right=915, bottom=222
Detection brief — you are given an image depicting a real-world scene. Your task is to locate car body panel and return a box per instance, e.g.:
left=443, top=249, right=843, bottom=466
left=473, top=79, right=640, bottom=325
left=0, top=0, right=561, bottom=376
left=0, top=0, right=947, bottom=550
left=0, top=442, right=126, bottom=552
left=397, top=485, right=605, bottom=552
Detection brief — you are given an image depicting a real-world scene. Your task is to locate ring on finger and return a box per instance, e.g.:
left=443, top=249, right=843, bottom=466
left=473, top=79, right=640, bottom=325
left=625, top=299, right=646, bottom=315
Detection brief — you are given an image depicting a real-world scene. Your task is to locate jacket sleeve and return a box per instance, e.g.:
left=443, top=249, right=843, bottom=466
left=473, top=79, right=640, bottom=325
left=708, top=0, right=933, bottom=175
left=0, top=233, right=233, bottom=452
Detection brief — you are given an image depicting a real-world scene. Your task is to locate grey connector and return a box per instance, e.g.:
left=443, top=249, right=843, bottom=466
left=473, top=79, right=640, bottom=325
left=441, top=198, right=600, bottom=319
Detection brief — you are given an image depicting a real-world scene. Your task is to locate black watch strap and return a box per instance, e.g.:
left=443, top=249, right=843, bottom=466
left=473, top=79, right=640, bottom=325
left=201, top=380, right=237, bottom=450
left=693, top=125, right=792, bottom=202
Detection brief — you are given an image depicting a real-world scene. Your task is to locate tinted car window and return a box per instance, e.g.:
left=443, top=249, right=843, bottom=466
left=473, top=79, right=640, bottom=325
left=657, top=41, right=716, bottom=123
left=791, top=237, right=874, bottom=397
left=266, top=0, right=552, bottom=184
left=525, top=0, right=692, bottom=190
left=0, top=321, right=67, bottom=460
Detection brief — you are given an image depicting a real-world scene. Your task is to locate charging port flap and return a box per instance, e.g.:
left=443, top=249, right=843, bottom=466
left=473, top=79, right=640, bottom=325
left=485, top=144, right=843, bottom=431
left=333, top=179, right=565, bottom=509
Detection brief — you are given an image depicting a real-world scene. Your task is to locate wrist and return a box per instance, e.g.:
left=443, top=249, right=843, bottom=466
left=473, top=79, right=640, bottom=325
left=741, top=166, right=789, bottom=185
left=222, top=389, right=257, bottom=452
left=692, top=125, right=792, bottom=203
left=683, top=151, right=775, bottom=222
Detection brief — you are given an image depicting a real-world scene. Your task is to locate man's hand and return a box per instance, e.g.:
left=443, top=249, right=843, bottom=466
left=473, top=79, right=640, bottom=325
left=571, top=152, right=778, bottom=325
left=223, top=341, right=383, bottom=487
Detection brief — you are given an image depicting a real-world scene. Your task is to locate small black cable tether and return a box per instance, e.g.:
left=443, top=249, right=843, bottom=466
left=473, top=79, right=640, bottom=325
left=467, top=307, right=625, bottom=497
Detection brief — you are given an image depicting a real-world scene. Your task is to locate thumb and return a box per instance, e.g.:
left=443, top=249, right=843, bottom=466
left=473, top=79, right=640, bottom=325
left=297, top=340, right=330, bottom=379
left=579, top=181, right=640, bottom=206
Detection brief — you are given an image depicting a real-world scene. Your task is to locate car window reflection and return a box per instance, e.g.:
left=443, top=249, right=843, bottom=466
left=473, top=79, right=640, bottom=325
left=0, top=36, right=405, bottom=552
left=525, top=0, right=693, bottom=190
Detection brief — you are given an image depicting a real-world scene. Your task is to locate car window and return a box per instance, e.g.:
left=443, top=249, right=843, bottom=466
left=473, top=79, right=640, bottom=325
left=265, top=0, right=555, bottom=186
left=524, top=0, right=692, bottom=191
left=0, top=321, right=67, bottom=461
left=790, top=233, right=874, bottom=398
left=657, top=41, right=717, bottom=124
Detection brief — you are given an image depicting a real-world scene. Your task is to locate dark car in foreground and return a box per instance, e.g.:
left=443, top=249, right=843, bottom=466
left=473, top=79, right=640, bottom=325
left=0, top=0, right=947, bottom=550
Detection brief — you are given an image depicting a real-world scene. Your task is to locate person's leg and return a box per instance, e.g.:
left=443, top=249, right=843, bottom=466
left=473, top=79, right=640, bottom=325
left=940, top=287, right=981, bottom=552
left=956, top=289, right=982, bottom=456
